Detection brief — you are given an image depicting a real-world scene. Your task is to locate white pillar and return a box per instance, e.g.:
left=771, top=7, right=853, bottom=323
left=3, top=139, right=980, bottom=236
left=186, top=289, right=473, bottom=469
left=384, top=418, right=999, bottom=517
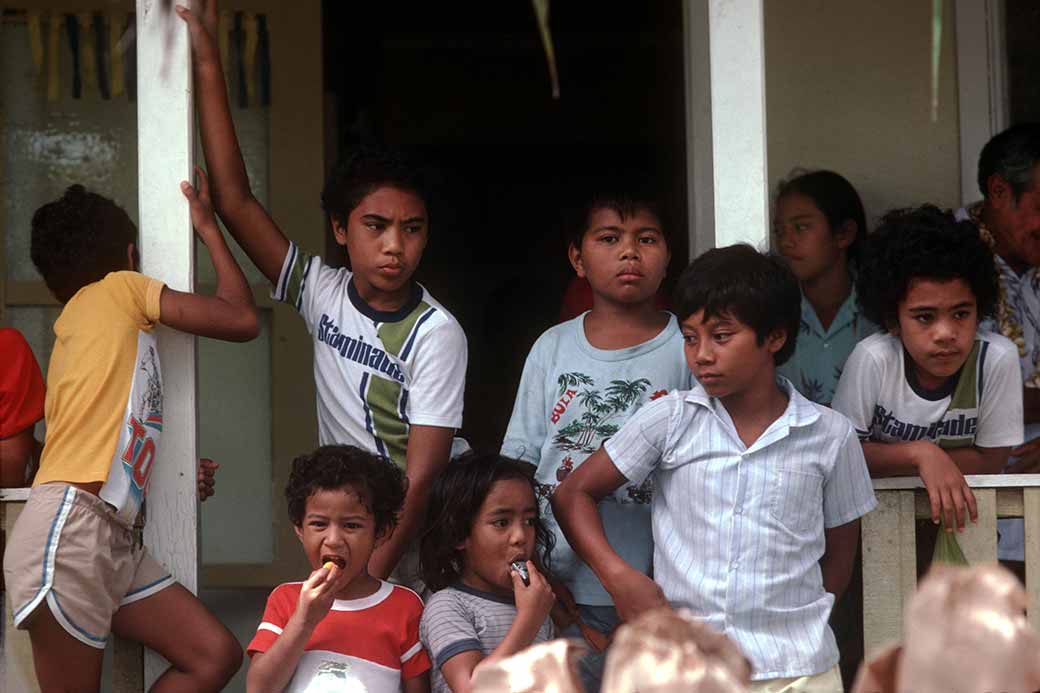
left=707, top=0, right=769, bottom=249
left=683, top=0, right=715, bottom=260
left=136, top=0, right=198, bottom=686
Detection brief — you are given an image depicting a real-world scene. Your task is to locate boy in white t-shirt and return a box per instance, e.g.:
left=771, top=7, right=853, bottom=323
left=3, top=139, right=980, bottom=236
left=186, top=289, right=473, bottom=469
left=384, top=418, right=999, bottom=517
left=180, top=2, right=466, bottom=584
left=833, top=205, right=1024, bottom=532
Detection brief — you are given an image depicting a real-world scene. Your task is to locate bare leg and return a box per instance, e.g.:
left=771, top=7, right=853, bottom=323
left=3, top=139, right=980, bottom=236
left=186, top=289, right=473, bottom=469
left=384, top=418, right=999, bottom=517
left=111, top=583, right=242, bottom=692
left=23, top=604, right=104, bottom=692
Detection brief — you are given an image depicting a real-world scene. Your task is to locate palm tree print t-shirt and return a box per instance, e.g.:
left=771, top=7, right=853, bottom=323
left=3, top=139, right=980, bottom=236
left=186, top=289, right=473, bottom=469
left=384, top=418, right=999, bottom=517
left=501, top=312, right=693, bottom=605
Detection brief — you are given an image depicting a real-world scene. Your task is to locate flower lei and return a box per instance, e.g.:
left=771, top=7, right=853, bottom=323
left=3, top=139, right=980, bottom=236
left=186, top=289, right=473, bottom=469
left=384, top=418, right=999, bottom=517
left=969, top=202, right=1040, bottom=388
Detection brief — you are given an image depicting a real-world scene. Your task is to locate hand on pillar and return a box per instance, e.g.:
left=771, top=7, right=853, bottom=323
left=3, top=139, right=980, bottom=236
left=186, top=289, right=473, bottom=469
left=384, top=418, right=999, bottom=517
left=198, top=457, right=218, bottom=502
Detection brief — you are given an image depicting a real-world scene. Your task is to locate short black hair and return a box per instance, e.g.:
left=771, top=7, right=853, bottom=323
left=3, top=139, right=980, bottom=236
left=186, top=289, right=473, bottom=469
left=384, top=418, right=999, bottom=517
left=856, top=205, right=999, bottom=330
left=321, top=145, right=430, bottom=228
left=673, top=244, right=801, bottom=366
left=419, top=452, right=554, bottom=593
left=30, top=185, right=138, bottom=303
left=977, top=123, right=1040, bottom=201
left=776, top=169, right=867, bottom=265
left=285, top=445, right=407, bottom=538
left=567, top=184, right=668, bottom=251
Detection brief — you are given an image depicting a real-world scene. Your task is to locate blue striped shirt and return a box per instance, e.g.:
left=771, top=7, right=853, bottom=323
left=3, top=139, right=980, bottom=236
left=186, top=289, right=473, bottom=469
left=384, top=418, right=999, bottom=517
left=604, top=378, right=876, bottom=680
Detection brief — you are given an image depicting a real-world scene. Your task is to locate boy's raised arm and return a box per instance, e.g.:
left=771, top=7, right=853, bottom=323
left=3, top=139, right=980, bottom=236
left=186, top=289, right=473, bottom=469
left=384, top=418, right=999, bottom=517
left=551, top=448, right=665, bottom=622
left=177, top=1, right=288, bottom=286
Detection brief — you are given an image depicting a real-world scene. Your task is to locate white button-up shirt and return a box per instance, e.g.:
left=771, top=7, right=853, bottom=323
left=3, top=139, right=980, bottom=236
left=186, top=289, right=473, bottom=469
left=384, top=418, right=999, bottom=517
left=605, top=379, right=876, bottom=680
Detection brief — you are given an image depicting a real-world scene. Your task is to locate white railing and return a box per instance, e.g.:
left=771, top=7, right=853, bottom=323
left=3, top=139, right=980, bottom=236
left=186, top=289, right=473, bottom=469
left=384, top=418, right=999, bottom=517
left=1, top=489, right=143, bottom=692
left=862, top=474, right=1040, bottom=653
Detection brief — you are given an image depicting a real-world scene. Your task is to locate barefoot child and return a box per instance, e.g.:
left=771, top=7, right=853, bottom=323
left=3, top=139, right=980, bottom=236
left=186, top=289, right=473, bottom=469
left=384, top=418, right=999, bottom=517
left=833, top=206, right=1024, bottom=532
left=501, top=187, right=690, bottom=691
left=774, top=170, right=878, bottom=406
left=3, top=177, right=257, bottom=691
left=178, top=1, right=467, bottom=585
left=247, top=445, right=430, bottom=692
left=553, top=245, right=876, bottom=690
left=419, top=452, right=556, bottom=693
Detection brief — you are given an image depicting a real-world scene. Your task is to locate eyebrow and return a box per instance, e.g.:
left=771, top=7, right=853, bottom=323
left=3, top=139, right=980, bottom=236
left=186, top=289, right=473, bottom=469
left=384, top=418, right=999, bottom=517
left=590, top=225, right=662, bottom=234
left=907, top=301, right=973, bottom=312
left=360, top=214, right=427, bottom=225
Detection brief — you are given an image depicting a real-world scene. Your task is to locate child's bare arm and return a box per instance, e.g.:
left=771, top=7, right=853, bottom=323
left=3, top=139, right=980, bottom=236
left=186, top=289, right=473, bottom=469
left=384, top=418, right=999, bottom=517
left=177, top=1, right=288, bottom=285
left=368, top=424, right=454, bottom=579
left=551, top=448, right=665, bottom=622
left=159, top=170, right=259, bottom=342
left=403, top=672, right=430, bottom=693
left=819, top=519, right=860, bottom=599
left=946, top=446, right=1010, bottom=474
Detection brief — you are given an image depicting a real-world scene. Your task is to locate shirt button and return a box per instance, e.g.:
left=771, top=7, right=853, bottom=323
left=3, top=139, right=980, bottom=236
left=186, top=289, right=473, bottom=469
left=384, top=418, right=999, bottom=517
left=735, top=506, right=743, bottom=515
left=824, top=342, right=830, bottom=349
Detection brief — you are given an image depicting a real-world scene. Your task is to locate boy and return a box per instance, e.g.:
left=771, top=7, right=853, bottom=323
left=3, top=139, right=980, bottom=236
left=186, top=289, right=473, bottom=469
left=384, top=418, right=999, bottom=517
left=501, top=188, right=690, bottom=692
left=552, top=245, right=876, bottom=690
left=178, top=2, right=467, bottom=582
left=833, top=205, right=1024, bottom=533
left=3, top=175, right=255, bottom=691
left=247, top=445, right=430, bottom=693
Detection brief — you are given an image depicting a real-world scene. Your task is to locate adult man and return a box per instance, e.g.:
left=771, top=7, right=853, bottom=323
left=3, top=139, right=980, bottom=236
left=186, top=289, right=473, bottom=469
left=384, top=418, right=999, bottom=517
left=956, top=123, right=1040, bottom=566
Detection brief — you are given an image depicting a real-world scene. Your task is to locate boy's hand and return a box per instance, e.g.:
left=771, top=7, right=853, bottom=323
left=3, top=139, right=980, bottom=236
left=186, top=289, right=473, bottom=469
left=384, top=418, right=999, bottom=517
left=181, top=166, right=222, bottom=242
left=511, top=561, right=555, bottom=624
left=176, top=1, right=220, bottom=67
left=606, top=566, right=667, bottom=622
left=294, top=563, right=349, bottom=630
left=1008, top=438, right=1040, bottom=474
left=915, top=442, right=977, bottom=531
left=197, top=458, right=218, bottom=502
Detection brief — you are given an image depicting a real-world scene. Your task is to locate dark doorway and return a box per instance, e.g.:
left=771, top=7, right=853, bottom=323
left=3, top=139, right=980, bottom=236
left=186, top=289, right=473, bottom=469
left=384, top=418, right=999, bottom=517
left=322, top=2, right=688, bottom=450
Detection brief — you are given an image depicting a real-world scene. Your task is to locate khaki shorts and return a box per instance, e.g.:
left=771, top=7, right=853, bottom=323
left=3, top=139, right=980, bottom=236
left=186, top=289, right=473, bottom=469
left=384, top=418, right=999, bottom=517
left=749, top=665, right=844, bottom=693
left=3, top=483, right=174, bottom=649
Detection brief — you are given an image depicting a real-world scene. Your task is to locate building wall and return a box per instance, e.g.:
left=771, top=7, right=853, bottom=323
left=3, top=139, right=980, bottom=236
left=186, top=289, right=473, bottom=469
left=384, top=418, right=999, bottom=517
left=765, top=0, right=963, bottom=228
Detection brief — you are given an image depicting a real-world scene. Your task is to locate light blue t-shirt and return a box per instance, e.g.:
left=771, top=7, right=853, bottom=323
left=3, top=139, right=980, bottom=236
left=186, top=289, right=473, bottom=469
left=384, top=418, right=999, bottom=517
left=778, top=286, right=878, bottom=406
left=501, top=312, right=692, bottom=605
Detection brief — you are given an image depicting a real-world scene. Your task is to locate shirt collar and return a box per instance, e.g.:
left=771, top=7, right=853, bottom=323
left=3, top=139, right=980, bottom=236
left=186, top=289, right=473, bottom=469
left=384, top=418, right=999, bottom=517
left=684, top=376, right=821, bottom=429
left=799, top=284, right=861, bottom=337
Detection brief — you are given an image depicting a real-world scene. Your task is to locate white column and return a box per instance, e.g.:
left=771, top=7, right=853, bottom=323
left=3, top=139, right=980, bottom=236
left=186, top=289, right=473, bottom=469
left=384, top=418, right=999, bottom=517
left=682, top=0, right=715, bottom=260
left=136, top=0, right=198, bottom=686
left=707, top=0, right=769, bottom=249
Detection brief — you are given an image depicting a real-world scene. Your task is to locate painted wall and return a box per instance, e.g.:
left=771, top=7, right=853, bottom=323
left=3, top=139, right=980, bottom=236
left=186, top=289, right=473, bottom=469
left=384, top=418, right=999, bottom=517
left=765, top=0, right=963, bottom=229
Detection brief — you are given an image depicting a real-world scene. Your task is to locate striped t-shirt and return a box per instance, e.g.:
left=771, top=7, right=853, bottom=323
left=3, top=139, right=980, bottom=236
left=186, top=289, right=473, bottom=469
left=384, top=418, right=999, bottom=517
left=420, top=584, right=553, bottom=693
left=272, top=242, right=467, bottom=466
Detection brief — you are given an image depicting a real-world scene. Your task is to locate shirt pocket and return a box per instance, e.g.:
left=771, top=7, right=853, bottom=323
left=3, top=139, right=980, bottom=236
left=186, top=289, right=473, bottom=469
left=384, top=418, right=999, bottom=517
left=768, top=466, right=825, bottom=535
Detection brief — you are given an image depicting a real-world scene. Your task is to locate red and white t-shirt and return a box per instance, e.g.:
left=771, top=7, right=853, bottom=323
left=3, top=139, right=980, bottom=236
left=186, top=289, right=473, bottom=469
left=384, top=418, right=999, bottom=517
left=247, top=580, right=430, bottom=692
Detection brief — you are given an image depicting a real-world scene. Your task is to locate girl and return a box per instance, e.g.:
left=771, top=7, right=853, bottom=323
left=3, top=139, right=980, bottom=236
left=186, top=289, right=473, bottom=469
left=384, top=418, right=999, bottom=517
left=774, top=169, right=878, bottom=406
left=419, top=452, right=556, bottom=693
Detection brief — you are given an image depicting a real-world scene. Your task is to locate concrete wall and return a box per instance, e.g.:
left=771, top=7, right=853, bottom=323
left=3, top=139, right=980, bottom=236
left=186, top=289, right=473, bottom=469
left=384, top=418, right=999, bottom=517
left=765, top=0, right=963, bottom=228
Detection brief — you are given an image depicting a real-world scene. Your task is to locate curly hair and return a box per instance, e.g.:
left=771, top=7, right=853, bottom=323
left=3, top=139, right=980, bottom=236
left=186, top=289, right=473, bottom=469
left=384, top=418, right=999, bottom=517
left=856, top=205, right=999, bottom=330
left=776, top=169, right=867, bottom=266
left=30, top=185, right=138, bottom=303
left=419, top=452, right=554, bottom=593
left=673, top=244, right=802, bottom=366
left=285, top=445, right=407, bottom=537
left=321, top=144, right=430, bottom=228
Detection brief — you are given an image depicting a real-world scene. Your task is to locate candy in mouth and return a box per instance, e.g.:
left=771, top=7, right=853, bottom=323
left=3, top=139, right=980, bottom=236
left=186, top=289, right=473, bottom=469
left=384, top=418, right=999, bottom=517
left=322, top=556, right=346, bottom=570
left=510, top=560, right=530, bottom=586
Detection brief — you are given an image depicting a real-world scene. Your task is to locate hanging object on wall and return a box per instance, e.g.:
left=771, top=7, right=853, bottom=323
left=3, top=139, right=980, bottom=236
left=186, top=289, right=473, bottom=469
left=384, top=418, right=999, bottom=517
left=94, top=13, right=110, bottom=99
left=109, top=10, right=126, bottom=97
left=27, top=10, right=43, bottom=78
left=46, top=10, right=61, bottom=101
left=243, top=12, right=258, bottom=107
left=531, top=0, right=560, bottom=99
left=65, top=14, right=82, bottom=98
left=931, top=0, right=942, bottom=123
left=78, top=12, right=98, bottom=97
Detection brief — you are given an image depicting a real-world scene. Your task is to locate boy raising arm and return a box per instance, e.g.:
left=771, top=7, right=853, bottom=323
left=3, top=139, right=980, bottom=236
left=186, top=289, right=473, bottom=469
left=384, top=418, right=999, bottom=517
left=832, top=206, right=1023, bottom=533
left=553, top=246, right=875, bottom=689
left=178, top=2, right=466, bottom=581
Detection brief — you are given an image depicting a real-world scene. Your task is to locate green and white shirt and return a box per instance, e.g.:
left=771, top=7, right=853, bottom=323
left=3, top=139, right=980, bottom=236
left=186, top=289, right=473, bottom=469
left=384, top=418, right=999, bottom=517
left=273, top=242, right=467, bottom=467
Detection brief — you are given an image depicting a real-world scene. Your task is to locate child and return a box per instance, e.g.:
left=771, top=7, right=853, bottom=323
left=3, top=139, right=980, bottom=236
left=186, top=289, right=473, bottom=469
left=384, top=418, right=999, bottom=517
left=500, top=188, right=690, bottom=691
left=178, top=1, right=467, bottom=584
left=832, top=206, right=1024, bottom=532
left=552, top=245, right=876, bottom=690
left=3, top=176, right=256, bottom=690
left=419, top=452, right=556, bottom=693
left=0, top=328, right=45, bottom=487
left=247, top=445, right=430, bottom=692
left=774, top=170, right=878, bottom=406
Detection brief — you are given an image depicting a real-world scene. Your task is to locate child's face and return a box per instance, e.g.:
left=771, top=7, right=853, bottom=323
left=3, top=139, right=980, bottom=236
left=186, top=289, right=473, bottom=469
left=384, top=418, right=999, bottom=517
left=332, top=186, right=428, bottom=312
left=893, top=278, right=978, bottom=389
left=294, top=485, right=382, bottom=597
left=988, top=167, right=1040, bottom=268
left=459, top=478, right=538, bottom=596
left=774, top=193, right=852, bottom=283
left=569, top=207, right=669, bottom=309
left=681, top=309, right=785, bottom=399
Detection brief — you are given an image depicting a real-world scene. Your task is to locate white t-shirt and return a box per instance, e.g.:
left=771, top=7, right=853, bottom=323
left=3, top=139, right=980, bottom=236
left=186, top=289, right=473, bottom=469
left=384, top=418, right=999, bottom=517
left=832, top=331, right=1023, bottom=450
left=273, top=243, right=467, bottom=466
